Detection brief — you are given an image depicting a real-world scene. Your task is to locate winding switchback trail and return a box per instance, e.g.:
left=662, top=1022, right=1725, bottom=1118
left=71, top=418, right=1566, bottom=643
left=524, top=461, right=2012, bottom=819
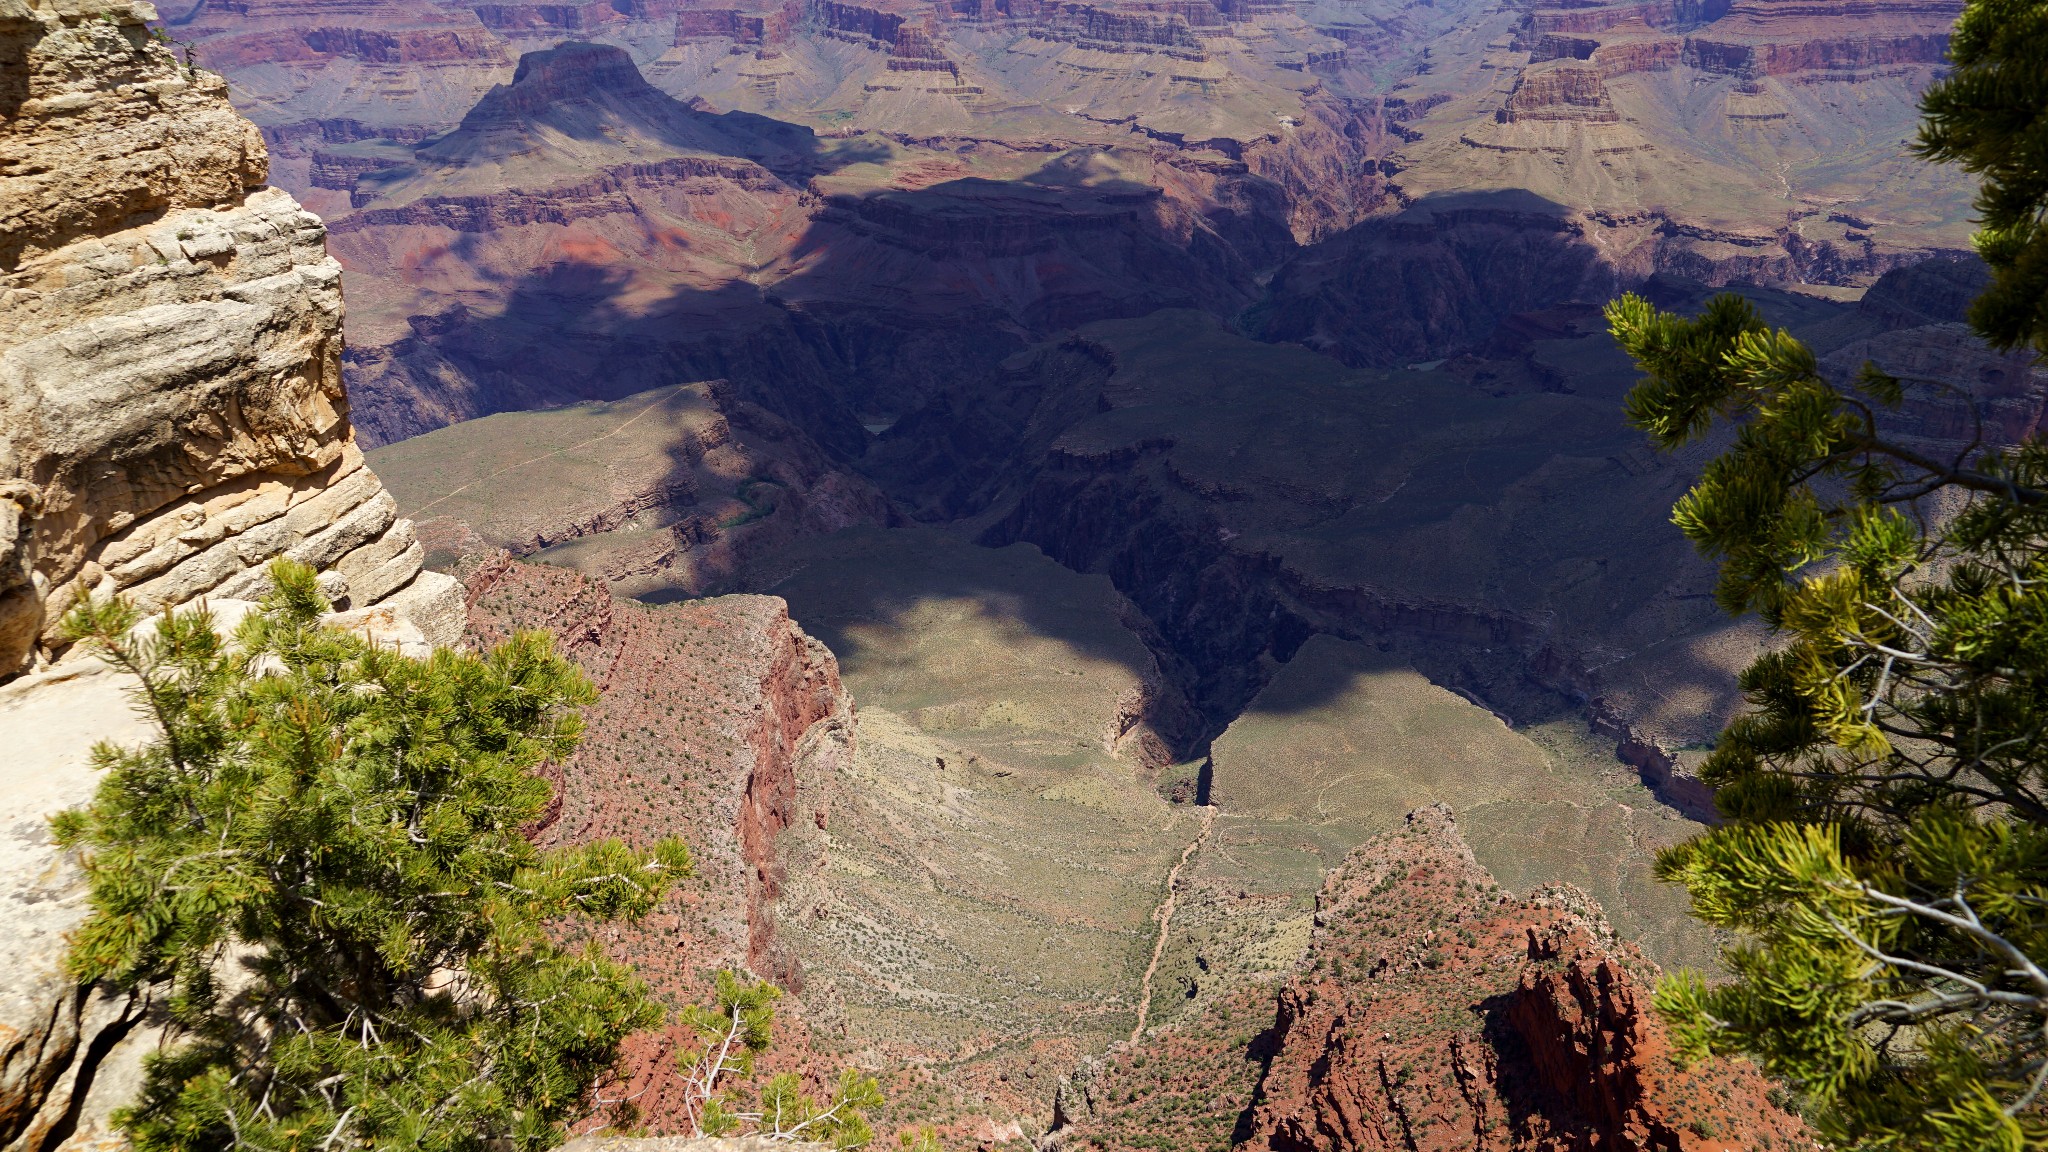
left=1132, top=804, right=1218, bottom=1042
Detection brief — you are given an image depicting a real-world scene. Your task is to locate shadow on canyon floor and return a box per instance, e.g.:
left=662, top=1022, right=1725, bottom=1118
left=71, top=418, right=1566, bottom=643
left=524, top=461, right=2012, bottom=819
left=364, top=176, right=2025, bottom=806
left=359, top=181, right=1712, bottom=753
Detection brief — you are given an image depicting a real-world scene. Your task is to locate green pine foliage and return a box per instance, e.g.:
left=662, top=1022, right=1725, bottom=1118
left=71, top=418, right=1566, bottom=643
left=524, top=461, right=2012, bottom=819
left=55, top=559, right=693, bottom=1152
left=1605, top=268, right=2048, bottom=1147
left=1605, top=279, right=2048, bottom=1148
left=1604, top=7, right=2048, bottom=1144
left=1915, top=0, right=2048, bottom=352
left=674, top=969, right=886, bottom=1149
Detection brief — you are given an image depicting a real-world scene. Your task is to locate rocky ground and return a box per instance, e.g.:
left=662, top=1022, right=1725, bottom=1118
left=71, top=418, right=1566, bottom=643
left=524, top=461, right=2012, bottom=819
left=429, top=531, right=1798, bottom=1149
left=1061, top=806, right=1808, bottom=1152
left=458, top=555, right=855, bottom=1133
left=7, top=0, right=2029, bottom=1145
left=364, top=251, right=2041, bottom=1143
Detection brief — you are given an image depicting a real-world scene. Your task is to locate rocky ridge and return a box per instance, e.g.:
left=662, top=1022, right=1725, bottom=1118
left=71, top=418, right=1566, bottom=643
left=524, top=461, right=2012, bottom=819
left=129, top=0, right=1983, bottom=460
left=151, top=0, right=1974, bottom=450
left=1058, top=806, right=1808, bottom=1152
left=458, top=555, right=854, bottom=1132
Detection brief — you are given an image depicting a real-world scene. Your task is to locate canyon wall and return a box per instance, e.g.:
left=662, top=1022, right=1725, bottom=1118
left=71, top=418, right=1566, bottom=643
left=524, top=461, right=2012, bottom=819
left=460, top=556, right=854, bottom=1133
left=0, top=2, right=463, bottom=1144
left=1239, top=806, right=1804, bottom=1152
left=1056, top=806, right=1807, bottom=1152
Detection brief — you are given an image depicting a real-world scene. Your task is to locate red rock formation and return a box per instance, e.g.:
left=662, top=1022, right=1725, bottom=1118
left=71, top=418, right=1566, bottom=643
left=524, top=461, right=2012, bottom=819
left=1237, top=807, right=1805, bottom=1152
left=199, top=24, right=506, bottom=67
left=1518, top=0, right=1959, bottom=81
left=1591, top=33, right=1681, bottom=75
left=308, top=150, right=406, bottom=204
left=1681, top=0, right=1960, bottom=77
left=469, top=2, right=623, bottom=30
left=1523, top=0, right=1708, bottom=39
left=462, top=557, right=853, bottom=1129
left=1495, top=63, right=1621, bottom=123
left=1039, top=1, right=1208, bottom=49
left=331, top=154, right=789, bottom=231
left=815, top=0, right=911, bottom=45
left=733, top=600, right=845, bottom=986
left=676, top=3, right=796, bottom=44
left=1051, top=807, right=1805, bottom=1152
left=887, top=22, right=959, bottom=74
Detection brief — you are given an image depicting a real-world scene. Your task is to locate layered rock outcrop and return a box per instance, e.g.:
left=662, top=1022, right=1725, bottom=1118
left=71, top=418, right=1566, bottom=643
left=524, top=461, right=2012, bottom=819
left=1515, top=0, right=1961, bottom=78
left=0, top=0, right=461, bottom=675
left=1058, top=807, right=1806, bottom=1152
left=1238, top=806, right=1805, bottom=1151
left=1, top=1, right=464, bottom=1144
left=1496, top=62, right=1621, bottom=124
left=1681, top=0, right=1958, bottom=78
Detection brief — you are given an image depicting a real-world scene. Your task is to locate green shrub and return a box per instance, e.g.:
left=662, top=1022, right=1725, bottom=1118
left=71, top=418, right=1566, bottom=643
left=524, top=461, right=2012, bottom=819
left=57, top=560, right=692, bottom=1152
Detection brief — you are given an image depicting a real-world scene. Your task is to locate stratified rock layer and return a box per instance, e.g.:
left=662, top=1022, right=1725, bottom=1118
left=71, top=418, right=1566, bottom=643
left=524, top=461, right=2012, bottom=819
left=0, top=0, right=462, bottom=674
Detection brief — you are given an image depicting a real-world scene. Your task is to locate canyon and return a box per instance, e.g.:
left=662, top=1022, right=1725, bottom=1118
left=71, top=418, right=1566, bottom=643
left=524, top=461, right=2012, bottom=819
left=1, top=0, right=2031, bottom=1145
left=152, top=0, right=1975, bottom=448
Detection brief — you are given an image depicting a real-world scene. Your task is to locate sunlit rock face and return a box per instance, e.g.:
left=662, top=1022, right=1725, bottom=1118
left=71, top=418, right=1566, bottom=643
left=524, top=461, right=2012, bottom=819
left=0, top=0, right=461, bottom=677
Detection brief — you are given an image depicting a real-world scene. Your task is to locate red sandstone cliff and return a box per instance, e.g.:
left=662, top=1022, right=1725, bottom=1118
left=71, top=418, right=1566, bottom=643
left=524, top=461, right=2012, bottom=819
left=460, top=556, right=853, bottom=1130
left=1056, top=807, right=1807, bottom=1152
left=1240, top=807, right=1803, bottom=1152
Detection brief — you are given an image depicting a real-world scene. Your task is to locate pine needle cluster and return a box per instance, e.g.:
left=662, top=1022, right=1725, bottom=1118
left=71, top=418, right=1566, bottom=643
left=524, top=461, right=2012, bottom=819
left=674, top=970, right=886, bottom=1149
left=1916, top=0, right=2048, bottom=352
left=1607, top=270, right=2048, bottom=1150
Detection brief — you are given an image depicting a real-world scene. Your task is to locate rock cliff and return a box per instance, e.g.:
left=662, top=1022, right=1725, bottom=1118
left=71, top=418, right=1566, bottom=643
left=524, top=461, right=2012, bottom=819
left=1059, top=806, right=1808, bottom=1152
left=1237, top=807, right=1805, bottom=1151
left=0, top=0, right=463, bottom=675
left=0, top=1, right=464, bottom=1144
left=460, top=556, right=853, bottom=1133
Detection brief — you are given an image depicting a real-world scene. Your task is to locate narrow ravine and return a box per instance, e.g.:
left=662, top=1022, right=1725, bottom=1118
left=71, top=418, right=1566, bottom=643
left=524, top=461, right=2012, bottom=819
left=1131, top=805, right=1218, bottom=1042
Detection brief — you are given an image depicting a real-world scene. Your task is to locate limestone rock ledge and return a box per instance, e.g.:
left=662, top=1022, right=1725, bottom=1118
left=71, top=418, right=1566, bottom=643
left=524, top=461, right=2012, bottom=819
left=0, top=595, right=454, bottom=1152
left=0, top=0, right=460, bottom=675
left=1, top=0, right=465, bottom=1145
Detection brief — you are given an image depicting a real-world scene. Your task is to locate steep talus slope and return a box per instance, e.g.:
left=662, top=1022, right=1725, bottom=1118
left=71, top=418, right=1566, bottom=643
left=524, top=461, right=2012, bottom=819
left=1059, top=806, right=1806, bottom=1152
left=757, top=527, right=1206, bottom=1139
left=0, top=2, right=461, bottom=1144
left=458, top=557, right=854, bottom=1130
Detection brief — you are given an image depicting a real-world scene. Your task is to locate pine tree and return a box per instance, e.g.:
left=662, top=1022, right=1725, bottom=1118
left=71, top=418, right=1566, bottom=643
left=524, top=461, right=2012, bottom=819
left=1915, top=0, right=2048, bottom=352
left=673, top=969, right=886, bottom=1149
left=1603, top=8, right=2048, bottom=1146
left=56, top=559, right=693, bottom=1152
